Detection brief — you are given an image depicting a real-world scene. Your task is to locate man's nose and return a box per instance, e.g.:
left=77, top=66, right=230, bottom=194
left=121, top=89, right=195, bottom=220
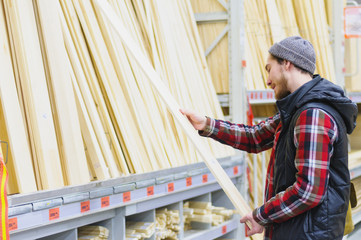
left=266, top=77, right=271, bottom=86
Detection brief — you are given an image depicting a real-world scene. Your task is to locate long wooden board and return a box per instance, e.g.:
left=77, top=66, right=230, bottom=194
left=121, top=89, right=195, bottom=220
left=34, top=0, right=89, bottom=185
left=93, top=0, right=251, bottom=217
left=0, top=1, right=37, bottom=194
left=5, top=0, right=64, bottom=190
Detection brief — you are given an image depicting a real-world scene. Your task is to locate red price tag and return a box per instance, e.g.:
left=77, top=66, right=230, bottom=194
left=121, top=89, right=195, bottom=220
left=147, top=186, right=154, bottom=196
left=49, top=208, right=60, bottom=221
left=222, top=225, right=227, bottom=234
left=186, top=177, right=192, bottom=187
left=8, top=218, right=18, bottom=231
left=202, top=174, right=208, bottom=183
left=101, top=196, right=110, bottom=208
left=123, top=192, right=131, bottom=202
left=233, top=166, right=239, bottom=175
left=167, top=183, right=174, bottom=192
left=81, top=201, right=90, bottom=213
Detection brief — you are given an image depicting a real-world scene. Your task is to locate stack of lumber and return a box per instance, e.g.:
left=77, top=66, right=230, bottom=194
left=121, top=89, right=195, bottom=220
left=0, top=0, right=234, bottom=194
left=349, top=150, right=361, bottom=171
left=155, top=208, right=180, bottom=240
left=247, top=150, right=271, bottom=209
left=352, top=176, right=361, bottom=215
left=126, top=221, right=155, bottom=240
left=190, top=0, right=229, bottom=93
left=191, top=0, right=336, bottom=92
left=183, top=201, right=234, bottom=230
left=78, top=225, right=109, bottom=240
left=345, top=38, right=361, bottom=91
left=349, top=115, right=361, bottom=151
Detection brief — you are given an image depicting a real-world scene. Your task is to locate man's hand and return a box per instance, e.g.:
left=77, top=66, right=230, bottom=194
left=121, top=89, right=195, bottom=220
left=240, top=212, right=264, bottom=236
left=179, top=109, right=207, bottom=131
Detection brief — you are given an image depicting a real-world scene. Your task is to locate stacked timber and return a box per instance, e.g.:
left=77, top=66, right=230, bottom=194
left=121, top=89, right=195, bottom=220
left=349, top=115, right=361, bottom=151
left=0, top=0, right=234, bottom=194
left=345, top=38, right=361, bottom=91
left=191, top=0, right=336, bottom=92
left=183, top=201, right=234, bottom=231
left=78, top=226, right=109, bottom=240
left=352, top=176, right=361, bottom=215
left=126, top=221, right=155, bottom=240
left=190, top=0, right=229, bottom=93
left=155, top=208, right=180, bottom=240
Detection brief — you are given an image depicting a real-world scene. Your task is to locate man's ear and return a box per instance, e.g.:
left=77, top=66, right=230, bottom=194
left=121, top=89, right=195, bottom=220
left=283, top=60, right=292, bottom=70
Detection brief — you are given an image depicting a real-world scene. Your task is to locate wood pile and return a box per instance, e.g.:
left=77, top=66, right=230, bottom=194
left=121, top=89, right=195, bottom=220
left=247, top=149, right=272, bottom=209
left=345, top=38, right=361, bottom=92
left=349, top=114, right=361, bottom=151
left=78, top=225, right=109, bottom=240
left=352, top=176, right=361, bottom=215
left=183, top=201, right=234, bottom=231
left=191, top=0, right=336, bottom=92
left=155, top=208, right=180, bottom=240
left=126, top=221, right=155, bottom=240
left=190, top=0, right=229, bottom=93
left=0, top=0, right=234, bottom=194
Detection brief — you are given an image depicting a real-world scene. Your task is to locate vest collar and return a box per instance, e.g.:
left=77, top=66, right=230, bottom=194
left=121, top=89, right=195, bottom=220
left=276, top=75, right=322, bottom=125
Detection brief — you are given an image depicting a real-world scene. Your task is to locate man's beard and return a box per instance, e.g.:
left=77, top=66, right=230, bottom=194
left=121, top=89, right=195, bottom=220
left=275, top=74, right=291, bottom=100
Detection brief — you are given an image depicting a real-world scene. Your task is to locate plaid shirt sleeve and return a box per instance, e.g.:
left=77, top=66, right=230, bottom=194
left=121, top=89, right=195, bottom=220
left=253, top=108, right=338, bottom=225
left=199, top=113, right=281, bottom=153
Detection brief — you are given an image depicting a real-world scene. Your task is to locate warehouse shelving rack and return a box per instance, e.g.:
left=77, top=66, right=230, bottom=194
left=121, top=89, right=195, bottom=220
left=8, top=156, right=245, bottom=240
left=8, top=0, right=249, bottom=239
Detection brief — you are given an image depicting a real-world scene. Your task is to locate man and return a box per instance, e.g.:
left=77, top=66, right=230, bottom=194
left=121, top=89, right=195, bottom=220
left=181, top=36, right=358, bottom=239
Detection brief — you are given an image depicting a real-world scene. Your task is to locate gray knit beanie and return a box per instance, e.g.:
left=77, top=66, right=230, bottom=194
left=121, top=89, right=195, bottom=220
left=268, top=36, right=316, bottom=74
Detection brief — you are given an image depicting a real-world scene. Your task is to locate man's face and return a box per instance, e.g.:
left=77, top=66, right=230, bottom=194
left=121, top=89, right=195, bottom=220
left=265, top=55, right=290, bottom=100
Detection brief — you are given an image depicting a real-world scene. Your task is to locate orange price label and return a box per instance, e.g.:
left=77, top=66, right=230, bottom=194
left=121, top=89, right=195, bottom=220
left=8, top=218, right=18, bottom=231
left=101, top=196, right=110, bottom=208
left=123, top=192, right=131, bottom=202
left=222, top=225, right=227, bottom=234
left=186, top=177, right=192, bottom=187
left=81, top=201, right=90, bottom=213
left=147, top=186, right=154, bottom=196
left=202, top=174, right=208, bottom=183
left=167, top=182, right=174, bottom=192
left=233, top=166, right=239, bottom=175
left=49, top=208, right=60, bottom=221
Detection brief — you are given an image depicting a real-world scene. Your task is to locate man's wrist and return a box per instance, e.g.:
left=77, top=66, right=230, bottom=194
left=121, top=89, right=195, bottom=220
left=198, top=117, right=213, bottom=136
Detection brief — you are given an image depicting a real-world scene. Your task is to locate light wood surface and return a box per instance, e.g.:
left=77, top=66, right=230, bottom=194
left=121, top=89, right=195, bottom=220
left=93, top=0, right=251, bottom=218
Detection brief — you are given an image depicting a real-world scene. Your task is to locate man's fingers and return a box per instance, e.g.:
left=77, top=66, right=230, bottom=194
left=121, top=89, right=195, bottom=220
left=239, top=216, right=247, bottom=223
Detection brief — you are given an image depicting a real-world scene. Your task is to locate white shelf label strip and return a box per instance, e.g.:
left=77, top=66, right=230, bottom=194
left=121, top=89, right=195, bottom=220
left=10, top=165, right=241, bottom=232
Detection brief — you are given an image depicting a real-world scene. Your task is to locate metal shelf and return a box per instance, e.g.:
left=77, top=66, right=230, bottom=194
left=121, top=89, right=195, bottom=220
left=184, top=219, right=238, bottom=240
left=8, top=156, right=245, bottom=240
left=348, top=92, right=361, bottom=103
left=350, top=165, right=361, bottom=180
left=352, top=210, right=361, bottom=226
left=218, top=90, right=276, bottom=107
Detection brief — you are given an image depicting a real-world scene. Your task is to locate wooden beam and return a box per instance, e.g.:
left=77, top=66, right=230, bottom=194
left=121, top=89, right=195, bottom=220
left=0, top=1, right=37, bottom=193
left=34, top=0, right=89, bottom=185
left=94, top=0, right=251, bottom=217
left=5, top=0, right=64, bottom=190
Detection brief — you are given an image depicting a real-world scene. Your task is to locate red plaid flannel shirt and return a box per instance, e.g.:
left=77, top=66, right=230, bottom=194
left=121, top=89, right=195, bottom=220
left=200, top=108, right=337, bottom=239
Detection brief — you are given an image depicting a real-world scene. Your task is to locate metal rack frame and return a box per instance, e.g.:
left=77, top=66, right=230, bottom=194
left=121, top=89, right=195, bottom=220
left=7, top=1, right=249, bottom=239
left=9, top=156, right=246, bottom=240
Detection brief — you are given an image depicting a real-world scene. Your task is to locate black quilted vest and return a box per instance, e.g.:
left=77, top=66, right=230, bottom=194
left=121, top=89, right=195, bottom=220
left=271, top=75, right=357, bottom=240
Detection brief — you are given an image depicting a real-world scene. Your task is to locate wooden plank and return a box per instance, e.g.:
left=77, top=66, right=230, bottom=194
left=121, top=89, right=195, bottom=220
left=71, top=68, right=111, bottom=180
left=60, top=0, right=131, bottom=175
left=5, top=0, right=64, bottom=190
left=0, top=1, right=37, bottom=194
left=72, top=0, right=154, bottom=173
left=94, top=0, right=251, bottom=217
left=265, top=0, right=286, bottom=43
left=34, top=0, right=89, bottom=185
